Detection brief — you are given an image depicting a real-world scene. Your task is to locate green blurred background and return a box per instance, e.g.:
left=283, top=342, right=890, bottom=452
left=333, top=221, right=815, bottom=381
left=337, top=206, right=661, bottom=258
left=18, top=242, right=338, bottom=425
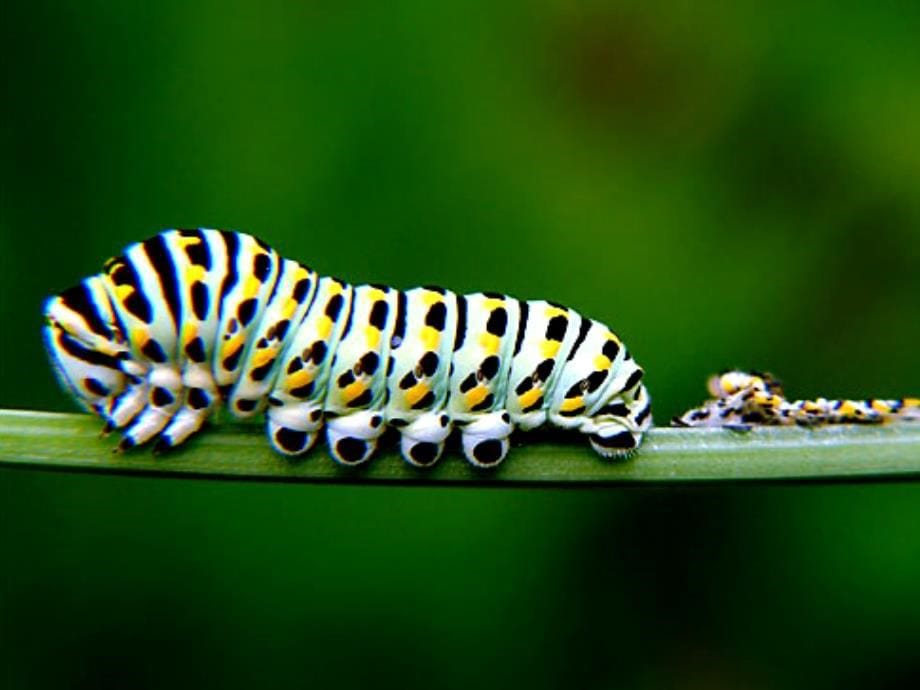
left=2, top=1, right=919, bottom=687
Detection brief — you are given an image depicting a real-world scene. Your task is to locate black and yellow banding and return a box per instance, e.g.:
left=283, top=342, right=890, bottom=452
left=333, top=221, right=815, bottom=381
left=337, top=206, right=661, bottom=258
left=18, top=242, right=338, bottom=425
left=674, top=370, right=920, bottom=429
left=44, top=229, right=653, bottom=467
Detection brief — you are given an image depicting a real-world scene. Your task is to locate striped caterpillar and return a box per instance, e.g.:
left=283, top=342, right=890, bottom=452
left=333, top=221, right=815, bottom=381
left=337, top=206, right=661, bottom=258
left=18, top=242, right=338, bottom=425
left=673, top=370, right=920, bottom=429
left=44, top=229, right=651, bottom=467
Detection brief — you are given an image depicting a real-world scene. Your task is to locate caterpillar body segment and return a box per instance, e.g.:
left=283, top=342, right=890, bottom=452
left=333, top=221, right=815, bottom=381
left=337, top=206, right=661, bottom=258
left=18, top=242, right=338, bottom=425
left=384, top=287, right=458, bottom=467
left=265, top=275, right=354, bottom=458
left=44, top=229, right=652, bottom=467
left=673, top=370, right=920, bottom=429
left=322, top=283, right=401, bottom=464
left=228, top=257, right=318, bottom=418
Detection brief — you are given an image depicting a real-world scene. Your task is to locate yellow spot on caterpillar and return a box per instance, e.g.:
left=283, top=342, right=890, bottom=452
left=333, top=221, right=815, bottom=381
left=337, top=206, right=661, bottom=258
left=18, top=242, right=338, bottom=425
left=252, top=348, right=275, bottom=368
left=222, top=337, right=244, bottom=362
left=365, top=325, right=381, bottom=349
left=282, top=298, right=298, bottom=319
left=328, top=281, right=343, bottom=296
left=176, top=235, right=200, bottom=248
left=243, top=275, right=261, bottom=298
left=483, top=298, right=504, bottom=310
left=871, top=400, right=891, bottom=413
left=560, top=396, right=585, bottom=412
left=540, top=340, right=560, bottom=358
left=753, top=392, right=780, bottom=407
left=115, top=284, right=134, bottom=301
left=222, top=329, right=246, bottom=353
left=545, top=306, right=567, bottom=318
left=405, top=382, right=431, bottom=407
left=131, top=328, right=147, bottom=348
left=606, top=331, right=621, bottom=345
left=316, top=316, right=333, bottom=339
left=287, top=369, right=314, bottom=390
left=464, top=386, right=489, bottom=409
left=342, top=380, right=367, bottom=402
left=421, top=326, right=440, bottom=350
left=837, top=401, right=857, bottom=416
left=479, top=333, right=500, bottom=354
left=719, top=380, right=736, bottom=395
left=182, top=323, right=198, bottom=345
left=367, top=288, right=385, bottom=302
left=186, top=265, right=206, bottom=283
left=904, top=398, right=920, bottom=407
left=518, top=387, right=542, bottom=410
left=422, top=291, right=442, bottom=306
left=594, top=355, right=611, bottom=370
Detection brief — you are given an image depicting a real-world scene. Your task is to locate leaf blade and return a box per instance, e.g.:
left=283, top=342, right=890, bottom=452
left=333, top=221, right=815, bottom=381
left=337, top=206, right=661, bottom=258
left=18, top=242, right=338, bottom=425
left=1, top=410, right=919, bottom=485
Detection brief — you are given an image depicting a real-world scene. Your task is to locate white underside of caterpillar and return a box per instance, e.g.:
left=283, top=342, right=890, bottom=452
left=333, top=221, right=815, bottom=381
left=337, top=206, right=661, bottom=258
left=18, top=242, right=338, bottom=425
left=44, top=229, right=652, bottom=468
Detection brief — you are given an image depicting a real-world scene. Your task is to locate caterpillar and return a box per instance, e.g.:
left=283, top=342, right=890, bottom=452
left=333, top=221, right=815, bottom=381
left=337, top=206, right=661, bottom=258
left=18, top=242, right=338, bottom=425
left=673, top=370, right=920, bottom=429
left=43, top=229, right=651, bottom=468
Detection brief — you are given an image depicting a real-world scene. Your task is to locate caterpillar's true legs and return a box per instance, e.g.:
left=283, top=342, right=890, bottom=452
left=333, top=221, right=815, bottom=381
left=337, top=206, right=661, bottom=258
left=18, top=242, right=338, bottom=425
left=155, top=365, right=220, bottom=452
left=106, top=375, right=148, bottom=430
left=117, top=365, right=183, bottom=450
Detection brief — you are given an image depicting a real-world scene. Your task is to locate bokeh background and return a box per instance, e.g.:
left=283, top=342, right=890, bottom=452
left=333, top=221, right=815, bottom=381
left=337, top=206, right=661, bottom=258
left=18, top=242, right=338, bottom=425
left=2, top=1, right=919, bottom=687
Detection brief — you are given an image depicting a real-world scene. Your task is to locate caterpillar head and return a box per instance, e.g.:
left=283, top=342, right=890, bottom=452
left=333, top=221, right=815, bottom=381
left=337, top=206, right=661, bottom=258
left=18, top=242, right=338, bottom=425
left=43, top=276, right=130, bottom=414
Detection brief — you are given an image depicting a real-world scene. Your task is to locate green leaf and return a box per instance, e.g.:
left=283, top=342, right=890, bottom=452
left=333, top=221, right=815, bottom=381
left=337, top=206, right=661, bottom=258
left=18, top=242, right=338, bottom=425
left=1, top=410, right=918, bottom=485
